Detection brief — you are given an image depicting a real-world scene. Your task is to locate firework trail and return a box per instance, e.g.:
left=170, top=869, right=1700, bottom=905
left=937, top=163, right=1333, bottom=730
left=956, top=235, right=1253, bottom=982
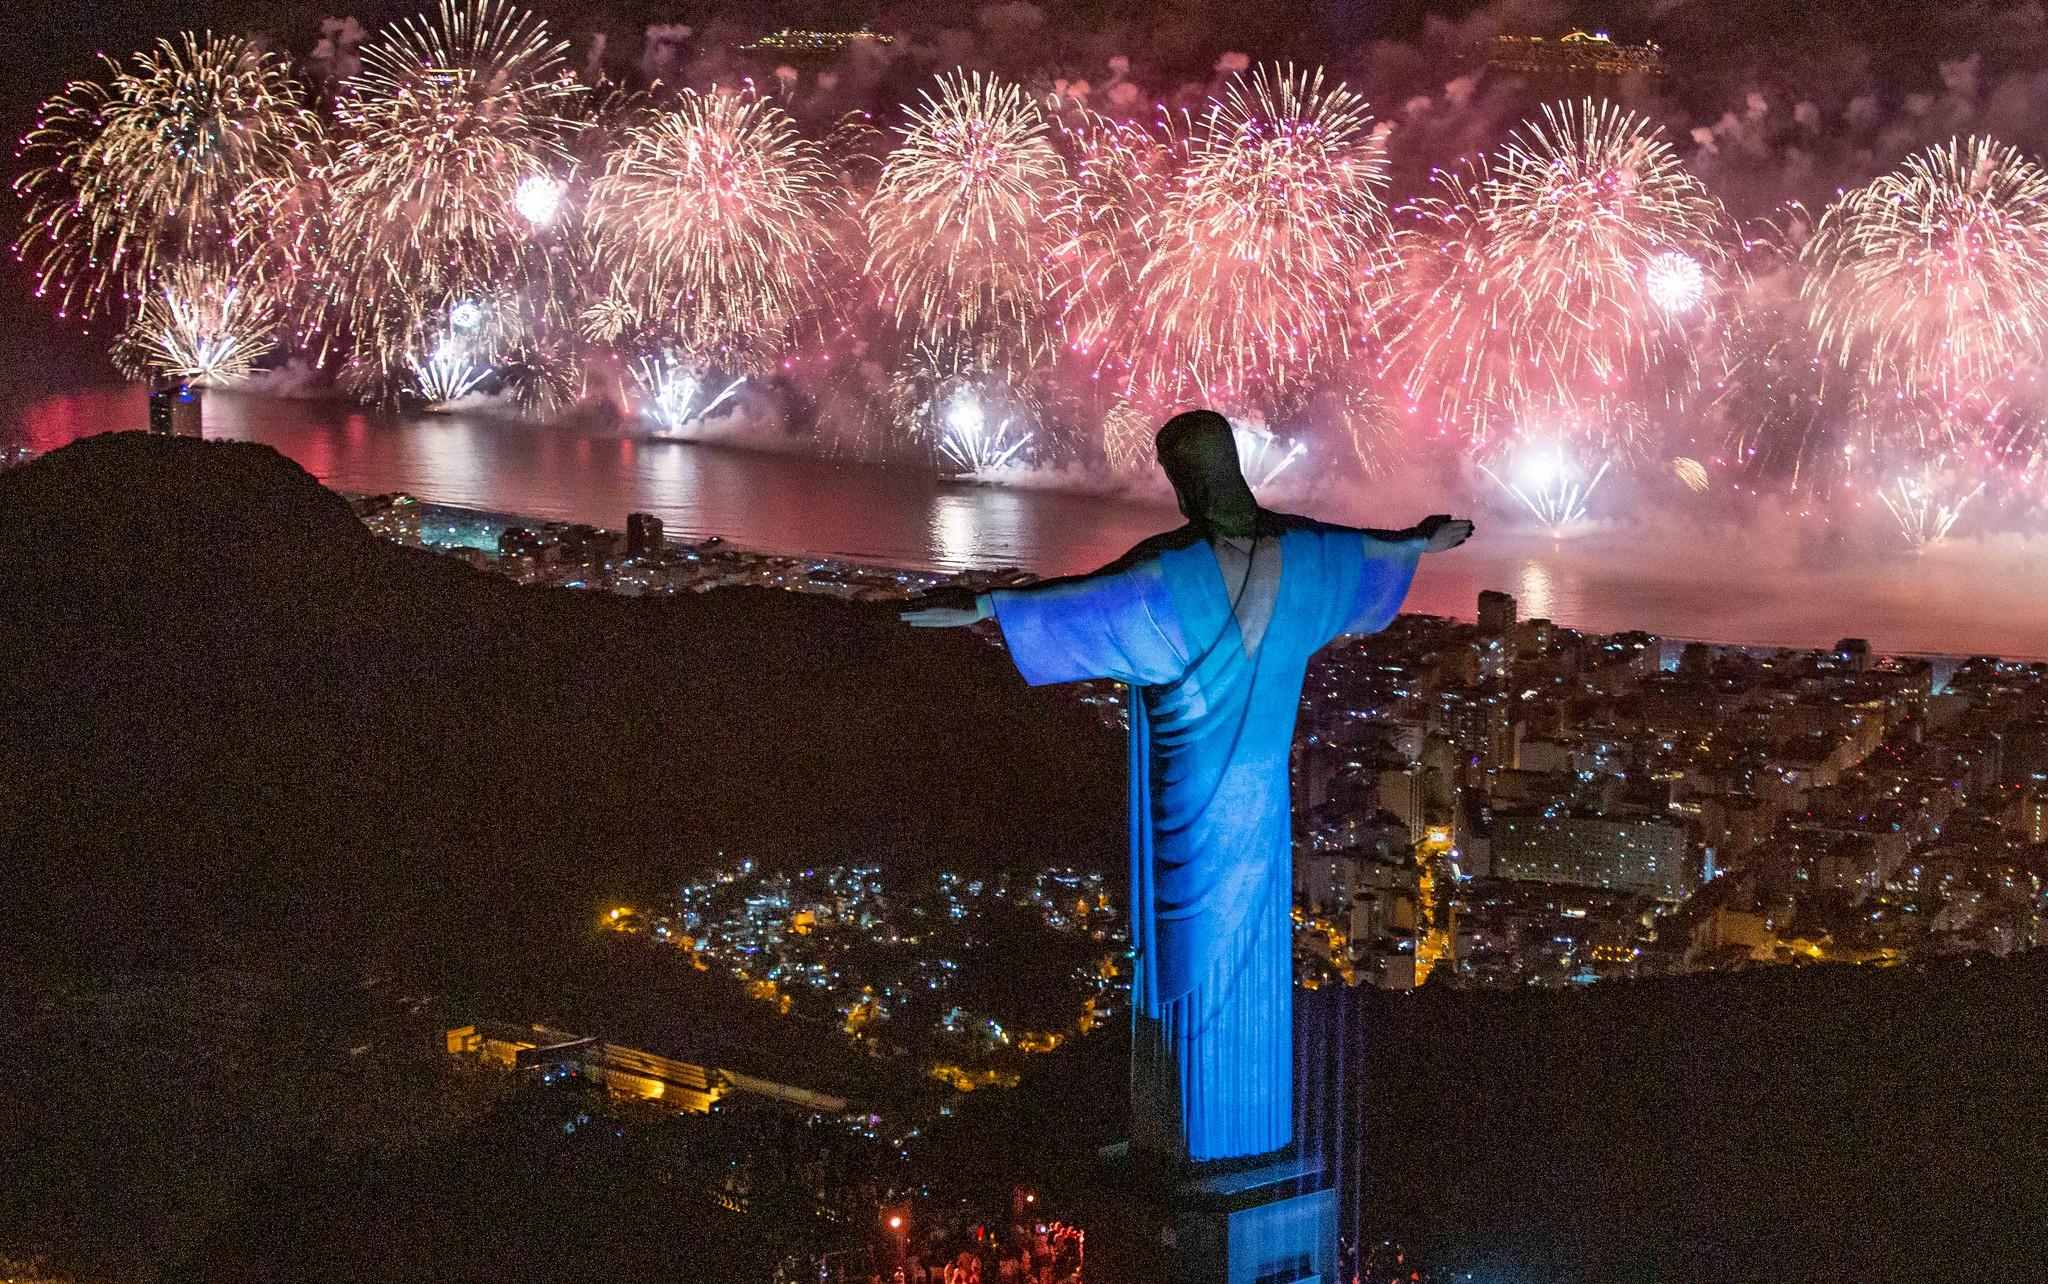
left=322, top=0, right=585, bottom=391
left=1804, top=136, right=2048, bottom=404
left=1230, top=418, right=1308, bottom=491
left=1877, top=465, right=1987, bottom=549
left=410, top=336, right=491, bottom=406
left=1100, top=399, right=1159, bottom=475
left=865, top=72, right=1064, bottom=357
left=588, top=88, right=842, bottom=366
left=1047, top=105, right=1188, bottom=360
left=1119, top=64, right=1391, bottom=408
left=936, top=390, right=1034, bottom=477
left=110, top=262, right=282, bottom=385
left=13, top=32, right=321, bottom=320
left=1698, top=212, right=1840, bottom=493
left=1379, top=160, right=1516, bottom=444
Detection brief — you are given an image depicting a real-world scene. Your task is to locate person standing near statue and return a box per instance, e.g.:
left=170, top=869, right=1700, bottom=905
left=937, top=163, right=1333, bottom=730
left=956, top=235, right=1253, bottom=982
left=902, top=409, right=1472, bottom=1168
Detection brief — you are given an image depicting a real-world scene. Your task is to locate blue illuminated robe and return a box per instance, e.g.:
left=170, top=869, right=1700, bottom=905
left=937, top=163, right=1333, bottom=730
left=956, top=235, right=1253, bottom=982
left=991, top=517, right=1421, bottom=1164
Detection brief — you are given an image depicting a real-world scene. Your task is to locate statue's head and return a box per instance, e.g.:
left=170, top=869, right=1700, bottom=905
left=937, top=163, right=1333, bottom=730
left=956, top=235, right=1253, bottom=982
left=1156, top=409, right=1258, bottom=539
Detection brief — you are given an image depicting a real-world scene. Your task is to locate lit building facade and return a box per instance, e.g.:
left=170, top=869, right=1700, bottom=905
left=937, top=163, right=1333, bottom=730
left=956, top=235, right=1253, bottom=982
left=1492, top=810, right=1696, bottom=901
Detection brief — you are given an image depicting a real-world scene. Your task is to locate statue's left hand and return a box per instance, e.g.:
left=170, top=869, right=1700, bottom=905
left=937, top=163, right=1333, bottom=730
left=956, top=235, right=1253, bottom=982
left=1415, top=515, right=1475, bottom=553
left=899, top=588, right=992, bottom=628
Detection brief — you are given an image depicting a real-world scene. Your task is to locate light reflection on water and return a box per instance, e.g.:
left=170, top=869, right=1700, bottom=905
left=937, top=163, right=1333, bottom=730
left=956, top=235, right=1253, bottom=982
left=10, top=385, right=2048, bottom=659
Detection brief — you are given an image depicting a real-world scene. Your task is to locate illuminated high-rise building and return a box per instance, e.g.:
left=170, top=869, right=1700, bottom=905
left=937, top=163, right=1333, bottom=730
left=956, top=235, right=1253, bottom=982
left=1478, top=589, right=1517, bottom=638
left=627, top=512, right=666, bottom=558
left=1492, top=809, right=1697, bottom=901
left=147, top=380, right=202, bottom=437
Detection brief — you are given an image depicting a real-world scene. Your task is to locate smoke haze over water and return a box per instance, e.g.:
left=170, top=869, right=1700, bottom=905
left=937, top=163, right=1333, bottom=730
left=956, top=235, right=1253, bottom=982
left=13, top=1, right=2048, bottom=601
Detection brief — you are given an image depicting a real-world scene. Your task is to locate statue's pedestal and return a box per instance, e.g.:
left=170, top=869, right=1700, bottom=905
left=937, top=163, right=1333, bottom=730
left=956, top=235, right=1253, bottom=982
left=1080, top=1143, right=1338, bottom=1284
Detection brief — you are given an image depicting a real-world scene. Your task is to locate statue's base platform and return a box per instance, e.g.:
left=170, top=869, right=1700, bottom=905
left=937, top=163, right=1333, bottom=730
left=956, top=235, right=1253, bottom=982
left=1076, top=1142, right=1338, bottom=1284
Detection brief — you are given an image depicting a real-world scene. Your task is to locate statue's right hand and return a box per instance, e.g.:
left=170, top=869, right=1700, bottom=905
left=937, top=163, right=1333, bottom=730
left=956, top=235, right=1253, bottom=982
left=899, top=588, right=992, bottom=628
left=900, top=605, right=987, bottom=628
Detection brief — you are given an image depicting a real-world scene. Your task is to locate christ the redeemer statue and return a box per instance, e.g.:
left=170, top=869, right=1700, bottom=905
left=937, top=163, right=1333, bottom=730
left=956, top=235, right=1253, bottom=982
left=902, top=409, right=1472, bottom=1167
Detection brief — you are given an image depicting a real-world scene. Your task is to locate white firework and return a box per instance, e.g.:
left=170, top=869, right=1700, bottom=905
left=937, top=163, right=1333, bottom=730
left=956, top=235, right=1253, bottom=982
left=111, top=263, right=280, bottom=385
left=629, top=354, right=744, bottom=434
left=1480, top=441, right=1612, bottom=533
left=938, top=390, right=1032, bottom=476
left=1645, top=250, right=1706, bottom=315
left=1230, top=418, right=1307, bottom=491
left=513, top=174, right=565, bottom=226
left=1878, top=468, right=1984, bottom=549
left=411, top=336, right=490, bottom=405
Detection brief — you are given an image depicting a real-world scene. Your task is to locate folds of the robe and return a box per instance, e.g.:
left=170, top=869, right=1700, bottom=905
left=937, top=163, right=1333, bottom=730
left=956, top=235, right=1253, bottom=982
left=990, top=523, right=1421, bottom=1162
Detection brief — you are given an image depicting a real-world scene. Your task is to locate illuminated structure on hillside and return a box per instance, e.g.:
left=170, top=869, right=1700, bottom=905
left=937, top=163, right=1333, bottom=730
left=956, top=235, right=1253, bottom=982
left=740, top=28, right=894, bottom=53
left=1489, top=30, right=1666, bottom=78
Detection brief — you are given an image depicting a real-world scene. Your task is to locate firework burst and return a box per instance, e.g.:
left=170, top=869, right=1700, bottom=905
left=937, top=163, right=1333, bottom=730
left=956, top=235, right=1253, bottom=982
left=110, top=262, right=282, bottom=384
left=1645, top=250, right=1707, bottom=315
left=1805, top=136, right=2048, bottom=403
left=936, top=390, right=1034, bottom=476
left=1486, top=99, right=1726, bottom=380
left=410, top=335, right=490, bottom=406
left=322, top=0, right=584, bottom=384
left=588, top=89, right=841, bottom=365
left=1119, top=64, right=1390, bottom=407
left=864, top=72, right=1065, bottom=354
left=1230, top=417, right=1308, bottom=491
left=1382, top=101, right=1726, bottom=447
left=13, top=32, right=321, bottom=320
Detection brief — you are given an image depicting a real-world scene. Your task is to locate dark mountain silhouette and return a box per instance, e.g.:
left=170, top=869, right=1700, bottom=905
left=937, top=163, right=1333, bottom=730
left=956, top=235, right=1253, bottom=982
left=0, top=431, right=1125, bottom=978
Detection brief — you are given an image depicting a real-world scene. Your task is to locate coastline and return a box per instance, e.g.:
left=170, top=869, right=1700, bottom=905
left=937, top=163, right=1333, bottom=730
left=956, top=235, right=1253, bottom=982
left=374, top=491, right=2016, bottom=674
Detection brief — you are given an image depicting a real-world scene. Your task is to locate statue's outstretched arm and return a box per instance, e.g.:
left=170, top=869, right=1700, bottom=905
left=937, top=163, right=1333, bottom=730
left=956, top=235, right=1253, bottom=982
left=1358, top=516, right=1472, bottom=553
left=899, top=588, right=993, bottom=628
left=1411, top=515, right=1476, bottom=553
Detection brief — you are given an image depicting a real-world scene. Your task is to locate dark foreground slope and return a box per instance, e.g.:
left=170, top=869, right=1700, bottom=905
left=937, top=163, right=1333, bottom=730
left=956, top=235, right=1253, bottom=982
left=0, top=432, right=1124, bottom=974
left=0, top=432, right=1127, bottom=1279
left=939, top=955, right=2048, bottom=1283
left=3, top=433, right=2044, bottom=1283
